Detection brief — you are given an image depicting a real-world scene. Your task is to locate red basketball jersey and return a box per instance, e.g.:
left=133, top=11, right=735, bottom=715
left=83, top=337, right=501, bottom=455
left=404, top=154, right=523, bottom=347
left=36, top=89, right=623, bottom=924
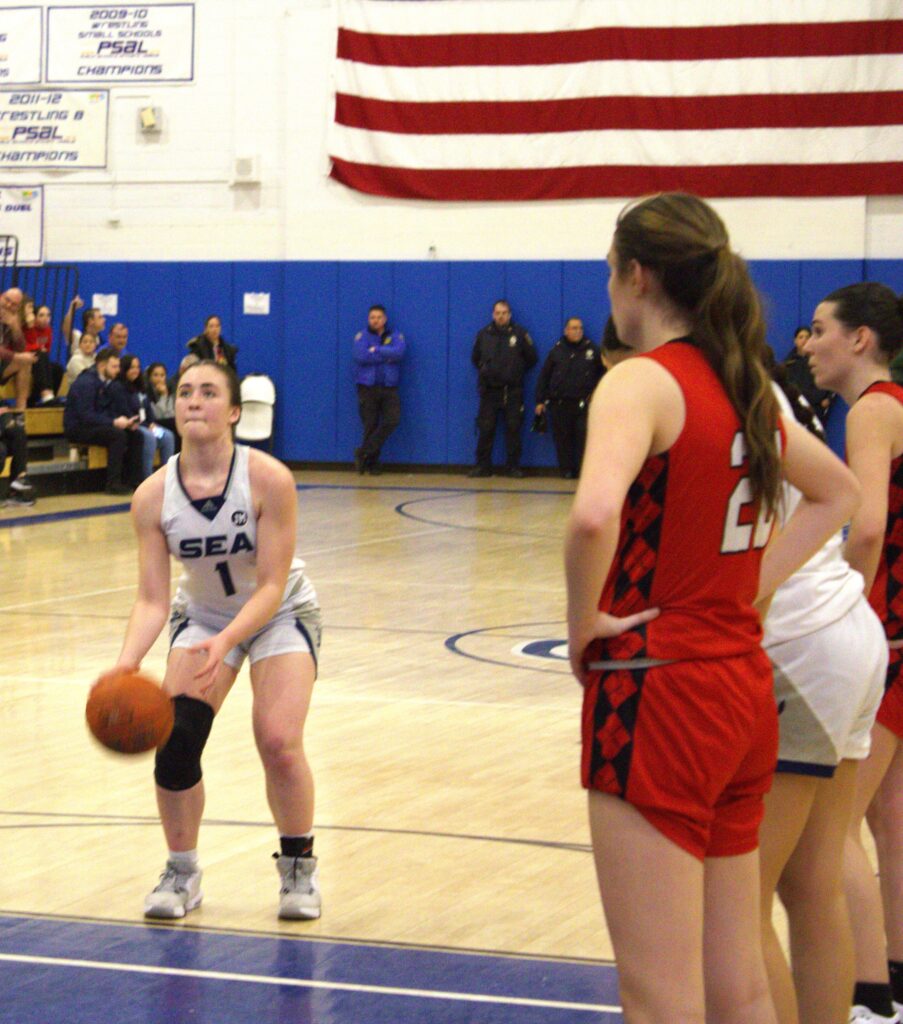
left=587, top=340, right=777, bottom=663
left=860, top=381, right=903, bottom=641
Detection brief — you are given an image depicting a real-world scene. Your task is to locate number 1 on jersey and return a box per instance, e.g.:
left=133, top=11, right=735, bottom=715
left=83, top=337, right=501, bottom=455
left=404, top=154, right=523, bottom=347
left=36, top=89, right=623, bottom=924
left=721, top=432, right=774, bottom=554
left=214, top=560, right=236, bottom=596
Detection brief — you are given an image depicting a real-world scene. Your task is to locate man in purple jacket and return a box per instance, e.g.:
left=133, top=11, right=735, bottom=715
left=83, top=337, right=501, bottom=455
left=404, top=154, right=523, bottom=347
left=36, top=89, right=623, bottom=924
left=352, top=305, right=406, bottom=475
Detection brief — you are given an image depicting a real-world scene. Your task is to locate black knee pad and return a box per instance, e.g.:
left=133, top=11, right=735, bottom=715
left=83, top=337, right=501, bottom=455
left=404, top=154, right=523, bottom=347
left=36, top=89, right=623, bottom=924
left=154, top=695, right=214, bottom=791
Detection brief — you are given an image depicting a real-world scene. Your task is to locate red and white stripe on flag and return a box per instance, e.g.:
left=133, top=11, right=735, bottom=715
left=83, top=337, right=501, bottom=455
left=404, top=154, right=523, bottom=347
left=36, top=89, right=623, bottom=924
left=328, top=0, right=903, bottom=201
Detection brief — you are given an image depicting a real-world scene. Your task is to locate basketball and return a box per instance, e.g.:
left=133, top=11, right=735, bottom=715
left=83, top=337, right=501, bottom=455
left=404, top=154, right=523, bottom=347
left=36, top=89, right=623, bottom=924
left=86, top=672, right=174, bottom=754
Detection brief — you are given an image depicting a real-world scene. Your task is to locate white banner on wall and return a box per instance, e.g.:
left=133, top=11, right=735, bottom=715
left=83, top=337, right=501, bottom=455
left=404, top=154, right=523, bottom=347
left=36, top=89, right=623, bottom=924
left=46, top=4, right=195, bottom=83
left=0, top=8, right=43, bottom=85
left=0, top=184, right=44, bottom=264
left=0, top=89, right=108, bottom=169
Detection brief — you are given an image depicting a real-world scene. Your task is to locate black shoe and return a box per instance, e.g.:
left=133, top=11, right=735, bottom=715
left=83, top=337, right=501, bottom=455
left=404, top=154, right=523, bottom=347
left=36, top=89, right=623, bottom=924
left=468, top=466, right=492, bottom=478
left=354, top=448, right=366, bottom=474
left=105, top=483, right=132, bottom=496
left=368, top=463, right=382, bottom=476
left=505, top=467, right=525, bottom=478
left=3, top=494, right=35, bottom=508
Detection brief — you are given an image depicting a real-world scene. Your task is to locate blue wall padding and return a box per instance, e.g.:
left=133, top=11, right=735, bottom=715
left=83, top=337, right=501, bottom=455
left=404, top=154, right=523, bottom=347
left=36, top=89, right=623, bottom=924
left=67, top=258, right=895, bottom=465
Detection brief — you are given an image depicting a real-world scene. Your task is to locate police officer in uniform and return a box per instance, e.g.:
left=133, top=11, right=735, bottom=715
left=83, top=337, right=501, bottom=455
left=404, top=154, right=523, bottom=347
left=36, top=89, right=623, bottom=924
left=535, top=317, right=604, bottom=478
left=469, top=300, right=537, bottom=477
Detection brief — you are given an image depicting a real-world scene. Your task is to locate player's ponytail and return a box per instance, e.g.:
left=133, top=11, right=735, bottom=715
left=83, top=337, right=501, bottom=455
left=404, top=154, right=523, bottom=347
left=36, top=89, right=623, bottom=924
left=613, top=192, right=781, bottom=517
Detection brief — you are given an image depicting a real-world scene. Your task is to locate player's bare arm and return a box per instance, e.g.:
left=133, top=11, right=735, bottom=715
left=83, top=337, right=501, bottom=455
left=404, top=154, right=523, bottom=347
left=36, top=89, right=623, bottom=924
left=757, top=415, right=860, bottom=601
left=99, top=471, right=172, bottom=682
left=845, top=393, right=896, bottom=593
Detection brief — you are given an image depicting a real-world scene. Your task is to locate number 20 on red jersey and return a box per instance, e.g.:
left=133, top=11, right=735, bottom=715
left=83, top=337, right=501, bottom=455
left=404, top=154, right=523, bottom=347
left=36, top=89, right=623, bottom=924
left=721, top=431, right=775, bottom=554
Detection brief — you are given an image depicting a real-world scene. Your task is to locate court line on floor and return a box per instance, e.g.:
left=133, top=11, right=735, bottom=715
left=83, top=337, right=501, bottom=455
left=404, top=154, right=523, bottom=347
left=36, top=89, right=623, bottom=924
left=0, top=481, right=570, bottom=532
left=1, top=909, right=612, bottom=966
left=0, top=810, right=590, bottom=854
left=298, top=482, right=573, bottom=496
left=0, top=527, right=456, bottom=613
left=300, top=524, right=453, bottom=557
left=395, top=492, right=569, bottom=538
left=0, top=952, right=618, bottom=1014
left=0, top=909, right=615, bottom=967
left=2, top=668, right=574, bottom=702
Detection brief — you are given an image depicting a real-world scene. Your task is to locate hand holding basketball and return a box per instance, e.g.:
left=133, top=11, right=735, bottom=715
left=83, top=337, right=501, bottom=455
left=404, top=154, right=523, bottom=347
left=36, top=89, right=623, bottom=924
left=86, top=671, right=174, bottom=754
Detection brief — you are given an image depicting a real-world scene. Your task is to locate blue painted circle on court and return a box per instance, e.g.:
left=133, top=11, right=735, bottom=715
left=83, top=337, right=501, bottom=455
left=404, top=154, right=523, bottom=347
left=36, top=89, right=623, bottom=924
left=516, top=639, right=569, bottom=661
left=445, top=622, right=571, bottom=675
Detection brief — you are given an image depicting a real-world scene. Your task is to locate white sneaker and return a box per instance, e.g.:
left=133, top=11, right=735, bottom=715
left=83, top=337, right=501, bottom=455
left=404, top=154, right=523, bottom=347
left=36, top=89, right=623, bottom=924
left=144, top=861, right=203, bottom=919
left=274, top=854, right=321, bottom=920
left=10, top=476, right=33, bottom=497
left=850, top=1007, right=900, bottom=1023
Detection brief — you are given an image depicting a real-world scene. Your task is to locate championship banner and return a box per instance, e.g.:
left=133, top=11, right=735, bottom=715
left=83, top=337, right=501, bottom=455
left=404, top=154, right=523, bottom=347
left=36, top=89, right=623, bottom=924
left=0, top=8, right=43, bottom=85
left=0, top=90, right=108, bottom=169
left=46, top=4, right=195, bottom=83
left=0, top=185, right=44, bottom=264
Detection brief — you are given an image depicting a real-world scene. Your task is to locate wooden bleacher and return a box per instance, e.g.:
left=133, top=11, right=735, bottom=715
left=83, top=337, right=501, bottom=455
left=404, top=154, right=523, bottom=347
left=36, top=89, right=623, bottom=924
left=26, top=404, right=109, bottom=472
left=1, top=390, right=161, bottom=494
left=0, top=404, right=111, bottom=494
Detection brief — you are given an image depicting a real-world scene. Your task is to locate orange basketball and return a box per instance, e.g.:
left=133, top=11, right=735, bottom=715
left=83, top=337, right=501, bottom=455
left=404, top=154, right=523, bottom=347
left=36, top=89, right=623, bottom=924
left=86, top=672, right=174, bottom=754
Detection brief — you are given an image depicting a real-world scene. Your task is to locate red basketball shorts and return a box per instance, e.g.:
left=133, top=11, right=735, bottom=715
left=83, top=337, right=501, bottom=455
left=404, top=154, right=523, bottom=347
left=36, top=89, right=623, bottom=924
left=876, top=644, right=903, bottom=740
left=581, top=649, right=778, bottom=860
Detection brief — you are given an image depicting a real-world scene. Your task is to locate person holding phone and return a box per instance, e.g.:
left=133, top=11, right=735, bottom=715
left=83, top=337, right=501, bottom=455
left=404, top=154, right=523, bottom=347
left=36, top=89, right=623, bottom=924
left=63, top=346, right=144, bottom=494
left=110, top=355, right=176, bottom=482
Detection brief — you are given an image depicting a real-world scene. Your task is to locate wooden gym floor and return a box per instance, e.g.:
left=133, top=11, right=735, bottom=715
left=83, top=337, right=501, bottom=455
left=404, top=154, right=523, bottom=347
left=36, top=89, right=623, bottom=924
left=0, top=469, right=633, bottom=1022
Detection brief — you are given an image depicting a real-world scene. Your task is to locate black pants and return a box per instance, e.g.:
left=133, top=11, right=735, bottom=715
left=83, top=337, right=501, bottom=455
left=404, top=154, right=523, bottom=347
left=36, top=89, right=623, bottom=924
left=29, top=352, right=62, bottom=400
left=157, top=416, right=181, bottom=452
left=0, top=417, right=27, bottom=480
left=67, top=424, right=143, bottom=487
left=357, top=385, right=401, bottom=465
left=548, top=398, right=589, bottom=475
left=475, top=386, right=524, bottom=469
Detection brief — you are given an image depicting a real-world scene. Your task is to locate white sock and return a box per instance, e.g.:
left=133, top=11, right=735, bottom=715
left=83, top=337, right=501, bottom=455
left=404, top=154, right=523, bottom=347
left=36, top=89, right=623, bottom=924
left=169, top=849, right=199, bottom=870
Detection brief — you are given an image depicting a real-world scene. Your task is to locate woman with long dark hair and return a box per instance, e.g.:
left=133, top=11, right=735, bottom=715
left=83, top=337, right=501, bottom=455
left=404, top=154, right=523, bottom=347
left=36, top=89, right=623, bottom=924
left=803, top=283, right=903, bottom=1024
left=566, top=193, right=859, bottom=1023
left=111, top=354, right=176, bottom=481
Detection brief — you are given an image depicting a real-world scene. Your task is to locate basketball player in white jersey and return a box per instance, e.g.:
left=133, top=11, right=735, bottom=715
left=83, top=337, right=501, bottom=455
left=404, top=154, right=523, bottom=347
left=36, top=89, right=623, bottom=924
left=759, top=379, right=886, bottom=1024
left=98, top=361, right=323, bottom=921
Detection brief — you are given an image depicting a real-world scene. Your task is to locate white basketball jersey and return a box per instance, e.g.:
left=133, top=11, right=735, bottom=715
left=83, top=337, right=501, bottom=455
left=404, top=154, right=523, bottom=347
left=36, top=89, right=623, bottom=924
left=763, top=385, right=863, bottom=647
left=162, top=444, right=315, bottom=624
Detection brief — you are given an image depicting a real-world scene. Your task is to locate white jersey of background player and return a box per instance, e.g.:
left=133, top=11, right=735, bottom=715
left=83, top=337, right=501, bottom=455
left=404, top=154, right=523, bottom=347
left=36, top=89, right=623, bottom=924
left=758, top=381, right=886, bottom=1024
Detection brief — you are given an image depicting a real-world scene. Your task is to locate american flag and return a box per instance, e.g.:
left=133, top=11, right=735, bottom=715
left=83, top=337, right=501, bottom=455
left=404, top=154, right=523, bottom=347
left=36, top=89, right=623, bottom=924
left=329, top=0, right=903, bottom=201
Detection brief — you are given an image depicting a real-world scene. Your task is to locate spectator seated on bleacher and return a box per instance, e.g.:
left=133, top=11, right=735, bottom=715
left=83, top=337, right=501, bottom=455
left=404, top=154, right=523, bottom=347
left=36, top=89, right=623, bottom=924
left=108, top=323, right=129, bottom=358
left=66, top=332, right=98, bottom=385
left=23, top=300, right=64, bottom=405
left=63, top=299, right=105, bottom=359
left=146, top=361, right=178, bottom=440
left=63, top=347, right=142, bottom=495
left=0, top=289, right=36, bottom=415
left=109, top=355, right=175, bottom=482
left=0, top=411, right=35, bottom=507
